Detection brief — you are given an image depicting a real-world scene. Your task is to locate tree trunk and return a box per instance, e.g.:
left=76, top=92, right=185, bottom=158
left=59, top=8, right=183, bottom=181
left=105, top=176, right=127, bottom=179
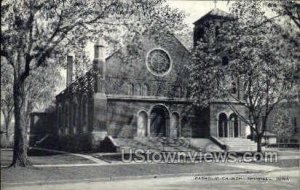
left=250, top=127, right=254, bottom=140
left=4, top=116, right=11, bottom=148
left=10, top=81, right=30, bottom=167
left=256, top=135, right=262, bottom=153
left=4, top=115, right=11, bottom=139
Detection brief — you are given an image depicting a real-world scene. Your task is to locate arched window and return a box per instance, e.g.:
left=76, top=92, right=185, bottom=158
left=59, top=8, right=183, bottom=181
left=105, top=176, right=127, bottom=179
left=218, top=113, right=228, bottom=137
left=175, top=86, right=182, bottom=98
left=128, top=83, right=134, bottom=95
left=62, top=105, right=65, bottom=134
left=142, top=84, right=149, bottom=96
left=231, top=82, right=237, bottom=94
left=82, top=96, right=88, bottom=133
left=72, top=100, right=78, bottom=134
left=229, top=113, right=239, bottom=137
left=137, top=111, right=148, bottom=137
left=194, top=27, right=205, bottom=46
left=68, top=102, right=72, bottom=132
left=171, top=112, right=180, bottom=138
left=65, top=102, right=70, bottom=135
left=57, top=105, right=62, bottom=135
left=135, top=83, right=141, bottom=95
left=293, top=117, right=297, bottom=133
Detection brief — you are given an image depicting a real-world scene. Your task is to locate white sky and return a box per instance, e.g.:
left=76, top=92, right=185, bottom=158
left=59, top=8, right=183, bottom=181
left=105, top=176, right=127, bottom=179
left=167, top=0, right=230, bottom=27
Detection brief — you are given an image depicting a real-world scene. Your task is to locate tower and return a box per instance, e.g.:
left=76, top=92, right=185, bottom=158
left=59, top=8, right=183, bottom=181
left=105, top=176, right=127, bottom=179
left=66, top=52, right=74, bottom=86
left=93, top=38, right=106, bottom=92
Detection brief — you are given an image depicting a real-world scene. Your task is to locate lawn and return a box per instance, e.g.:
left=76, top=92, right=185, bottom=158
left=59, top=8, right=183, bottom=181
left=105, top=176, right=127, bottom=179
left=1, top=149, right=94, bottom=167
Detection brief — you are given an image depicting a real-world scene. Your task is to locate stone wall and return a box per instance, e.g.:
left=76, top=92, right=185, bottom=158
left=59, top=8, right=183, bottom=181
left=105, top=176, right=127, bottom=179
left=104, top=33, right=191, bottom=98
left=102, top=98, right=202, bottom=138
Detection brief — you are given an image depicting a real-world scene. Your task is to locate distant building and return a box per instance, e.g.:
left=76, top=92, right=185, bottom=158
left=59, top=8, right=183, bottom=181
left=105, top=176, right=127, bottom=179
left=262, top=131, right=277, bottom=145
left=267, top=100, right=300, bottom=147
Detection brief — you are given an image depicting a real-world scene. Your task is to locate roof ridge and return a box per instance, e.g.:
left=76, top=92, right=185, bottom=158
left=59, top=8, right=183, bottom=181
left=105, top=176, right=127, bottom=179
left=193, top=8, right=233, bottom=25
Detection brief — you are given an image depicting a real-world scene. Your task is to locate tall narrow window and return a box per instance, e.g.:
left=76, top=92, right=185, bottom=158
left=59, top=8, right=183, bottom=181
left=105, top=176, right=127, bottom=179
left=293, top=117, right=297, bottom=133
left=171, top=112, right=180, bottom=138
left=128, top=83, right=134, bottom=95
left=218, top=113, right=228, bottom=137
left=137, top=111, right=148, bottom=137
left=73, top=101, right=78, bottom=134
left=84, top=102, right=88, bottom=132
left=215, top=25, right=220, bottom=37
left=229, top=113, right=239, bottom=137
left=57, top=105, right=62, bottom=135
left=65, top=103, right=70, bottom=135
left=222, top=56, right=229, bottom=66
left=175, top=86, right=182, bottom=98
left=82, top=96, right=88, bottom=132
left=231, top=82, right=237, bottom=94
left=142, top=84, right=149, bottom=96
left=136, top=83, right=141, bottom=95
left=62, top=105, right=65, bottom=134
left=68, top=103, right=72, bottom=134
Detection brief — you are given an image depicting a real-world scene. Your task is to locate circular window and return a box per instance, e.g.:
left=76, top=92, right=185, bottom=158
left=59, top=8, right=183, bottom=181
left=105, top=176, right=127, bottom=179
left=146, top=49, right=172, bottom=76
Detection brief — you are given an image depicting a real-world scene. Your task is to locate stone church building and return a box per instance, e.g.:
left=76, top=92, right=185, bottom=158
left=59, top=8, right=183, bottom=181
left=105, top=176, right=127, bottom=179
left=30, top=8, right=257, bottom=152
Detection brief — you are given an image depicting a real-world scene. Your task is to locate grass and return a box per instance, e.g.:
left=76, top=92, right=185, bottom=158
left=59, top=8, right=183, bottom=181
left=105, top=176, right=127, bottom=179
left=254, top=159, right=299, bottom=168
left=1, top=148, right=94, bottom=167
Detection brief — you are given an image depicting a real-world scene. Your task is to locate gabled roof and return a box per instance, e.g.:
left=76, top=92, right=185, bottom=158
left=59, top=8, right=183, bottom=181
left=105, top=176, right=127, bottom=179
left=56, top=32, right=191, bottom=98
left=193, top=8, right=233, bottom=25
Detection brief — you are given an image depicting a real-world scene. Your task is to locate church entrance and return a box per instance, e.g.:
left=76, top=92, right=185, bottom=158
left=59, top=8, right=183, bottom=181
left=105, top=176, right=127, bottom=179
left=218, top=113, right=239, bottom=138
left=150, top=105, right=169, bottom=137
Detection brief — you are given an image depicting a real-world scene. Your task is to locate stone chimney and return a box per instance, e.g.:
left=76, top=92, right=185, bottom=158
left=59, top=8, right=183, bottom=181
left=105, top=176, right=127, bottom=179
left=93, top=38, right=106, bottom=79
left=66, top=52, right=74, bottom=86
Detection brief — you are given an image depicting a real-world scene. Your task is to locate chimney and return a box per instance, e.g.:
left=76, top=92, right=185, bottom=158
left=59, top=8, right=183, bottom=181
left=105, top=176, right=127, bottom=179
left=66, top=52, right=74, bottom=86
left=93, top=38, right=106, bottom=79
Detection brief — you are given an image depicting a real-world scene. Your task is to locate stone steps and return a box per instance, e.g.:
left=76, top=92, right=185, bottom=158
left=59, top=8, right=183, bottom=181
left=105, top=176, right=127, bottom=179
left=113, top=137, right=200, bottom=153
left=217, top=138, right=257, bottom=152
left=112, top=137, right=257, bottom=153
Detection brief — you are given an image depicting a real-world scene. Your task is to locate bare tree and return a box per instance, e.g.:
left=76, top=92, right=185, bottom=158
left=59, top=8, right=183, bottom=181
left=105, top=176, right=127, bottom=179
left=1, top=0, right=185, bottom=167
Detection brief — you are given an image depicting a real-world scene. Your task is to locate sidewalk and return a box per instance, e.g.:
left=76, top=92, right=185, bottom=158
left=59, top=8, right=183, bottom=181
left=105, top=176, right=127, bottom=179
left=2, top=168, right=299, bottom=190
left=1, top=148, right=299, bottom=188
left=1, top=162, right=249, bottom=186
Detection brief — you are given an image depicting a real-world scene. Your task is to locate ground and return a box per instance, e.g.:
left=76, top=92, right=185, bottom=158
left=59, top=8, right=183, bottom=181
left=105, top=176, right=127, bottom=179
left=1, top=148, right=299, bottom=190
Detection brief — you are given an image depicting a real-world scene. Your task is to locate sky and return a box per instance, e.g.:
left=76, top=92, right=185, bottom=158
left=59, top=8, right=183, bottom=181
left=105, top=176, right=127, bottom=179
left=167, top=0, right=230, bottom=27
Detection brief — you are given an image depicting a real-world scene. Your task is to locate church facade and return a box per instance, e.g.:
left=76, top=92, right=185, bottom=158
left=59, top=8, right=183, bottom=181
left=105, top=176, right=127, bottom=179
left=31, top=9, right=257, bottom=152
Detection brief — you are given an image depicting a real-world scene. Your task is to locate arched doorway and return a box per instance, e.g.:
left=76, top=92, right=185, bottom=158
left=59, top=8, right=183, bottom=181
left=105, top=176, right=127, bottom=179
left=170, top=112, right=180, bottom=138
left=137, top=111, right=147, bottom=137
left=229, top=113, right=239, bottom=137
left=218, top=113, right=228, bottom=137
left=150, top=105, right=169, bottom=137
